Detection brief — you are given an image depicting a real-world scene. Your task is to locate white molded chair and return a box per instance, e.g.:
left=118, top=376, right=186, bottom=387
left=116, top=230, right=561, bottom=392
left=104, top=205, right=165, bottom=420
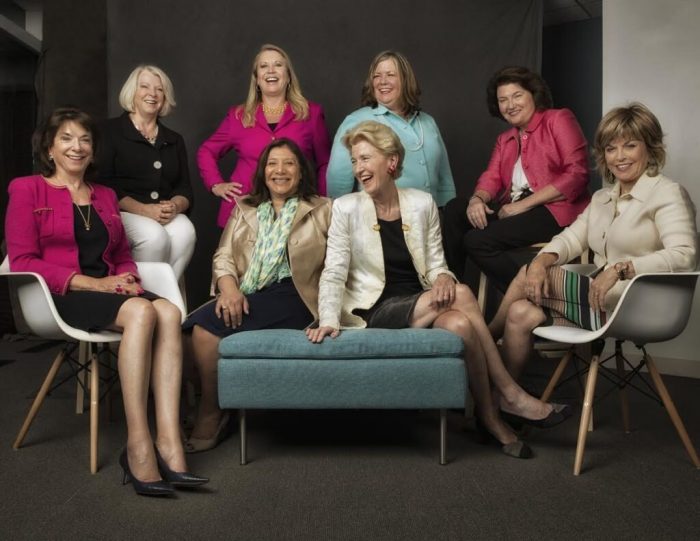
left=0, top=258, right=185, bottom=473
left=533, top=270, right=700, bottom=475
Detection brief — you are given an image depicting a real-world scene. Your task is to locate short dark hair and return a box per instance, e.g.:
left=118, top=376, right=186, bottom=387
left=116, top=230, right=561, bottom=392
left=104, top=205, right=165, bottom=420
left=245, top=138, right=317, bottom=206
left=32, top=107, right=99, bottom=180
left=486, top=66, right=553, bottom=120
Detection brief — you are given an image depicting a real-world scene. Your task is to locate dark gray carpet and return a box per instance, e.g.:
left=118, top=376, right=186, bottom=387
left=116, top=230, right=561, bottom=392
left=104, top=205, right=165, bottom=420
left=1, top=337, right=698, bottom=540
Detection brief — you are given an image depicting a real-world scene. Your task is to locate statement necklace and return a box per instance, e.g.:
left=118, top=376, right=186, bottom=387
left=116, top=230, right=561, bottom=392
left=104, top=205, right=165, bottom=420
left=262, top=101, right=287, bottom=116
left=74, top=202, right=92, bottom=231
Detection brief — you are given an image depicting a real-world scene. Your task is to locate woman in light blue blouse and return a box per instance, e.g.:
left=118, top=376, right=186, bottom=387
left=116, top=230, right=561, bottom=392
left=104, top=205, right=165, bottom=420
left=326, top=50, right=456, bottom=206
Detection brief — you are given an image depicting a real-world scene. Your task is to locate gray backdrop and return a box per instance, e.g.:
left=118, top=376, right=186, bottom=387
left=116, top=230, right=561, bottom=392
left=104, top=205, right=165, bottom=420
left=104, top=0, right=542, bottom=306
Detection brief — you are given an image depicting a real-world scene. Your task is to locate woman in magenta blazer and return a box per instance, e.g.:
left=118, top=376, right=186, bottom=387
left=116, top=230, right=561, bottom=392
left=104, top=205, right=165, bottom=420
left=442, top=66, right=590, bottom=292
left=6, top=108, right=207, bottom=496
left=197, top=44, right=331, bottom=228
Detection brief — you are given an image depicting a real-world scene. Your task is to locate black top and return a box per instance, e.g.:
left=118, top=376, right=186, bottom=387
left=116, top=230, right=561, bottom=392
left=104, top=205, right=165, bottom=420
left=377, top=217, right=422, bottom=299
left=74, top=204, right=109, bottom=278
left=97, top=112, right=193, bottom=207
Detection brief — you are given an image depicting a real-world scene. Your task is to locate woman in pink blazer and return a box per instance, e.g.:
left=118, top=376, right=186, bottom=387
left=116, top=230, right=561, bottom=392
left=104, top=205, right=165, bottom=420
left=442, top=66, right=591, bottom=292
left=198, top=44, right=331, bottom=228
left=6, top=108, right=207, bottom=496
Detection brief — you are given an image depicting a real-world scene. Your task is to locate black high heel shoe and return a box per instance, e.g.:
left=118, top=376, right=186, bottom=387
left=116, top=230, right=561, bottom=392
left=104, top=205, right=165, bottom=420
left=119, top=449, right=174, bottom=497
left=474, top=417, right=533, bottom=459
left=154, top=446, right=209, bottom=488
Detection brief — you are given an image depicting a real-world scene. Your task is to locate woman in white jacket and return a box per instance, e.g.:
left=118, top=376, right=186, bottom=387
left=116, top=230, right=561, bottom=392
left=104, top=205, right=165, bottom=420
left=307, top=121, right=571, bottom=459
left=490, top=103, right=697, bottom=377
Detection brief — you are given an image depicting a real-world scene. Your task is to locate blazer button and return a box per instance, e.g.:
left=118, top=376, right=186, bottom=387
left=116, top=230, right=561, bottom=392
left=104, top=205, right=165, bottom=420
left=150, top=191, right=159, bottom=200
left=292, top=239, right=298, bottom=245
left=153, top=160, right=162, bottom=169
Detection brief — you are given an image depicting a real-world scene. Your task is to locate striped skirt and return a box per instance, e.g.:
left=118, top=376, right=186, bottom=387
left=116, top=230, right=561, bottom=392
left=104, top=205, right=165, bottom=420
left=540, top=266, right=607, bottom=331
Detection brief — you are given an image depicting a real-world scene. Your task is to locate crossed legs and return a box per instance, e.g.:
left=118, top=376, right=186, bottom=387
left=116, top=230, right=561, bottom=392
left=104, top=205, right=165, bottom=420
left=410, top=284, right=553, bottom=445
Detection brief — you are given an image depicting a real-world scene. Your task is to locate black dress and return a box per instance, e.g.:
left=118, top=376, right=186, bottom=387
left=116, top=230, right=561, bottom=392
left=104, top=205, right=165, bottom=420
left=355, top=217, right=424, bottom=328
left=51, top=205, right=158, bottom=331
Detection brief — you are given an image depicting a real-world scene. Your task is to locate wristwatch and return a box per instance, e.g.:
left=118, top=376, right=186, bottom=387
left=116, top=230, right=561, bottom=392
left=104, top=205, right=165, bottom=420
left=614, top=262, right=629, bottom=281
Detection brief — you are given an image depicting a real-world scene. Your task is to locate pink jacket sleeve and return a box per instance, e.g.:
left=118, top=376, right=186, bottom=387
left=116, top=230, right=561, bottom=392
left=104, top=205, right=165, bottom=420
left=475, top=135, right=509, bottom=200
left=543, top=108, right=589, bottom=201
left=197, top=107, right=239, bottom=191
left=6, top=178, right=76, bottom=293
left=100, top=187, right=139, bottom=278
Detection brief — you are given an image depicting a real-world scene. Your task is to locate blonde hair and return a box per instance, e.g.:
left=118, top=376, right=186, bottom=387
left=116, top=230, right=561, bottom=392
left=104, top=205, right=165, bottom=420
left=118, top=65, right=176, bottom=117
left=238, top=44, right=309, bottom=128
left=342, top=120, right=405, bottom=179
left=593, top=102, right=666, bottom=183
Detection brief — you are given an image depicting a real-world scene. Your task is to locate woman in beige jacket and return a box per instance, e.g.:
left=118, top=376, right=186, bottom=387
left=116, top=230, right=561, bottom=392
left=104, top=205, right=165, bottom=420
left=308, top=121, right=572, bottom=459
left=491, top=103, right=697, bottom=377
left=184, top=139, right=331, bottom=452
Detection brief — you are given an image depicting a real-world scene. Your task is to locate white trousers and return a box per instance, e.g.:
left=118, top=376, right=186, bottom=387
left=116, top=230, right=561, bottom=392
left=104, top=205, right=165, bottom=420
left=120, top=212, right=196, bottom=281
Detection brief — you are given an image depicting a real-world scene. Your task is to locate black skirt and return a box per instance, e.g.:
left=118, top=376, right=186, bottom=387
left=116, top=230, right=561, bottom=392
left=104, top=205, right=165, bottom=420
left=52, top=290, right=161, bottom=332
left=183, top=278, right=313, bottom=337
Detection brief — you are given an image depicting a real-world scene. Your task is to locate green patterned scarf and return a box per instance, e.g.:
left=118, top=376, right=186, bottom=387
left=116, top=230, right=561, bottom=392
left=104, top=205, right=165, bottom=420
left=239, top=197, right=299, bottom=294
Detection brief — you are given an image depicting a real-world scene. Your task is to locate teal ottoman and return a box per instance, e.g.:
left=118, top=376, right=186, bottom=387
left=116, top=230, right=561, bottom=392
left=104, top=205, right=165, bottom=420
left=217, top=328, right=467, bottom=464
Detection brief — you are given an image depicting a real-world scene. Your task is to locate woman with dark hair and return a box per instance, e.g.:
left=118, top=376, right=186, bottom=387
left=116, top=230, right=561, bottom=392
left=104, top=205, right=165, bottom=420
left=489, top=103, right=696, bottom=377
left=5, top=108, right=207, bottom=496
left=443, top=66, right=591, bottom=291
left=184, top=138, right=331, bottom=452
left=198, top=44, right=331, bottom=228
left=326, top=50, right=455, bottom=206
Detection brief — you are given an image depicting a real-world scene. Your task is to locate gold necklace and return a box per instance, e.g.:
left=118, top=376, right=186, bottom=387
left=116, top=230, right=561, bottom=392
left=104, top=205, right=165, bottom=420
left=262, top=102, right=287, bottom=115
left=74, top=203, right=92, bottom=231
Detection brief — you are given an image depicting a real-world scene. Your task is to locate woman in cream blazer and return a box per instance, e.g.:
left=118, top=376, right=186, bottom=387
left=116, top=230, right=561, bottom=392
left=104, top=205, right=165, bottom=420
left=308, top=121, right=572, bottom=459
left=490, top=103, right=697, bottom=377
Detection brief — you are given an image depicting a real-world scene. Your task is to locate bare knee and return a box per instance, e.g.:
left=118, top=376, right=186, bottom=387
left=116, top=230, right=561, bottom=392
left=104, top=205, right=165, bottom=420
left=454, top=283, right=480, bottom=313
left=505, top=299, right=545, bottom=333
left=435, top=312, right=475, bottom=342
left=153, top=299, right=182, bottom=327
left=119, top=297, right=157, bottom=330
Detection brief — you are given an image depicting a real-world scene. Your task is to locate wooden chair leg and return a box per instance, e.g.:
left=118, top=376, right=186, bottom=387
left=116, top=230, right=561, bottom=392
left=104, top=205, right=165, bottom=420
left=574, top=355, right=600, bottom=475
left=645, top=353, right=700, bottom=468
left=540, top=349, right=573, bottom=402
left=76, top=341, right=87, bottom=414
left=90, top=349, right=100, bottom=474
left=615, top=344, right=631, bottom=433
left=13, top=347, right=67, bottom=449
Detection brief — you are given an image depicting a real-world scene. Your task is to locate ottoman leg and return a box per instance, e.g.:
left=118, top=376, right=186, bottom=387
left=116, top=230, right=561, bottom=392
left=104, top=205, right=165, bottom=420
left=239, top=409, right=247, bottom=465
left=440, top=409, right=447, bottom=465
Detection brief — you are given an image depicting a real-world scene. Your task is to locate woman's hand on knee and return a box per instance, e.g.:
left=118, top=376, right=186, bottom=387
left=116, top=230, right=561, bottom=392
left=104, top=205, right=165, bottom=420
left=215, top=290, right=248, bottom=328
left=466, top=197, right=493, bottom=229
left=305, top=326, right=339, bottom=343
left=525, top=261, right=550, bottom=305
left=430, top=274, right=457, bottom=310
